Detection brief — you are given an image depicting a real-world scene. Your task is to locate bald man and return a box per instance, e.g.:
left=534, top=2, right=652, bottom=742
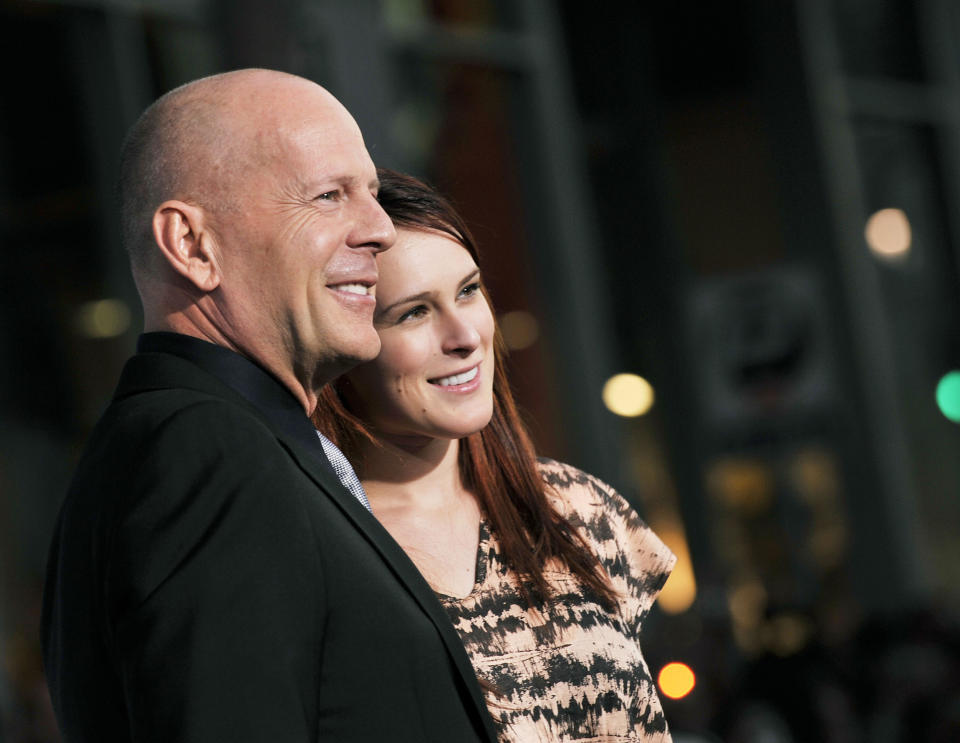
left=41, top=70, right=497, bottom=743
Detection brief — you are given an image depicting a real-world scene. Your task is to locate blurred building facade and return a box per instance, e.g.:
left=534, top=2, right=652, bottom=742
left=1, top=0, right=958, bottom=741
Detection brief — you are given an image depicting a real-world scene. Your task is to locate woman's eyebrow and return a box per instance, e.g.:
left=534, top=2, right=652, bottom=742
left=458, top=268, right=480, bottom=286
left=379, top=289, right=432, bottom=316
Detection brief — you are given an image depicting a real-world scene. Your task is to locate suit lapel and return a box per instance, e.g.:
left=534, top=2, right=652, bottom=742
left=114, top=352, right=498, bottom=742
left=280, top=434, right=498, bottom=742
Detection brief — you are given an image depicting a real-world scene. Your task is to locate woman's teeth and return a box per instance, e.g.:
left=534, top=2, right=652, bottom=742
left=432, top=366, right=479, bottom=387
left=336, top=283, right=370, bottom=296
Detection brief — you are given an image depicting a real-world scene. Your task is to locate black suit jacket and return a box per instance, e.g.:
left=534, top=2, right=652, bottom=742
left=42, top=347, right=498, bottom=742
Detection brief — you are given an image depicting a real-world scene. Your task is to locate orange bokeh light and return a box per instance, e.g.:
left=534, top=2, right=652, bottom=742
left=657, top=662, right=696, bottom=700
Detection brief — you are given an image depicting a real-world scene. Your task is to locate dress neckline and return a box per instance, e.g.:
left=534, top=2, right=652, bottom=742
left=434, top=517, right=490, bottom=601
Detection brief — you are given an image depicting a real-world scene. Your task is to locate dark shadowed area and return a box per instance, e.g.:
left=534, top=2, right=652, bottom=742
left=1, top=1, right=958, bottom=741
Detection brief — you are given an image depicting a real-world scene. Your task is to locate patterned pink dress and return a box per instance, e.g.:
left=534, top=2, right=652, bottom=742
left=438, top=459, right=676, bottom=742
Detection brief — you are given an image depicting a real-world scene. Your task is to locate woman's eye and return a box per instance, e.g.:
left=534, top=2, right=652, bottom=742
left=397, top=305, right=427, bottom=323
left=459, top=282, right=481, bottom=298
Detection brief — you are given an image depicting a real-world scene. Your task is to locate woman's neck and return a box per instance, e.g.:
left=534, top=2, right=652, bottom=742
left=357, top=434, right=481, bottom=597
left=357, top=434, right=465, bottom=511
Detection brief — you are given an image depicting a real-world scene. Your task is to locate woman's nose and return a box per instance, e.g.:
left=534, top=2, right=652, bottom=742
left=440, top=311, right=481, bottom=356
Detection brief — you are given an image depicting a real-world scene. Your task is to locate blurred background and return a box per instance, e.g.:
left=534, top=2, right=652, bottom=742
left=2, top=0, right=960, bottom=740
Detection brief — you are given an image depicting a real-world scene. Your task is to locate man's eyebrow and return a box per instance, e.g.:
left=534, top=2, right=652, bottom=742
left=378, top=268, right=480, bottom=317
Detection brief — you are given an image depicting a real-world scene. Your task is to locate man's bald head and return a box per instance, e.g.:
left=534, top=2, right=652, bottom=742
left=118, top=69, right=343, bottom=276
left=116, top=68, right=394, bottom=412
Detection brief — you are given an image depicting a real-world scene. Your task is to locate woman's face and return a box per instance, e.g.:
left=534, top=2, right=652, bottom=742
left=342, top=227, right=496, bottom=443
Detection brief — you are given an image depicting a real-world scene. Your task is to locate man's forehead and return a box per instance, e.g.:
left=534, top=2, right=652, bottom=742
left=248, top=91, right=363, bottom=149
left=201, top=72, right=351, bottom=147
left=240, top=140, right=375, bottom=207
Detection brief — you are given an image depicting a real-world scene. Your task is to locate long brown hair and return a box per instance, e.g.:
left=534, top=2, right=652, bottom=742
left=312, top=169, right=616, bottom=609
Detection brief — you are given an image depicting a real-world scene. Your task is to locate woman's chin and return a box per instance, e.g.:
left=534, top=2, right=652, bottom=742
left=415, top=416, right=493, bottom=442
left=450, top=408, right=494, bottom=439
left=370, top=405, right=494, bottom=446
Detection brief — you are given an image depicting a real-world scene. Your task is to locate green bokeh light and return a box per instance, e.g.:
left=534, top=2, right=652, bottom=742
left=936, top=370, right=960, bottom=423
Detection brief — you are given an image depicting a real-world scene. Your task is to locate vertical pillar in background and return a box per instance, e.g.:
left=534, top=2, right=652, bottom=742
left=796, top=0, right=929, bottom=609
left=71, top=7, right=153, bottom=337
left=920, top=0, right=960, bottom=293
left=303, top=0, right=397, bottom=165
left=505, top=0, right=626, bottom=485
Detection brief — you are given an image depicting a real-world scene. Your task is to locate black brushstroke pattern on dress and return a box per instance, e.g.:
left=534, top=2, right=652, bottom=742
left=437, top=459, right=676, bottom=742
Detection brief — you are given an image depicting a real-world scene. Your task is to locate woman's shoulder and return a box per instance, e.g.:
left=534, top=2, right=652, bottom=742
left=537, top=457, right=676, bottom=605
left=536, top=457, right=632, bottom=522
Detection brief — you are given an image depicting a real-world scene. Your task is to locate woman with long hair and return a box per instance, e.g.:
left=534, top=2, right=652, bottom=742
left=313, top=169, right=675, bottom=742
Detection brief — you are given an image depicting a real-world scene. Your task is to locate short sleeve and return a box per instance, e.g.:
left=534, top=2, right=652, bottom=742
left=539, top=459, right=676, bottom=635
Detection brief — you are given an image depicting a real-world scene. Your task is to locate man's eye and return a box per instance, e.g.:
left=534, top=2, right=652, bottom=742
left=316, top=190, right=340, bottom=201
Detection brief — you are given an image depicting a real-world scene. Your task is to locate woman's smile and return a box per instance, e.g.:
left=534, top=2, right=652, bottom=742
left=428, top=364, right=481, bottom=389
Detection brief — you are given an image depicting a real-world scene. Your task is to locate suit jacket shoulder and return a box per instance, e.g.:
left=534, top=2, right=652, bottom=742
left=43, top=351, right=497, bottom=743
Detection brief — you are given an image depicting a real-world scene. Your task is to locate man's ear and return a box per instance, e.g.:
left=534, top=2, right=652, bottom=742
left=152, top=200, right=222, bottom=292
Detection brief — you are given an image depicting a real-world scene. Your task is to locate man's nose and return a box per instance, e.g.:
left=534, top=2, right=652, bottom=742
left=349, top=192, right=396, bottom=253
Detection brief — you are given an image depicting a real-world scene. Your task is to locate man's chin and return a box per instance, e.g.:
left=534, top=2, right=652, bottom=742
left=323, top=335, right=381, bottom=375
left=351, top=331, right=382, bottom=363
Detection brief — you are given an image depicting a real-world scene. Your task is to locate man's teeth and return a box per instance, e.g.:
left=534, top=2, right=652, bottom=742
left=432, top=366, right=479, bottom=387
left=336, top=283, right=370, bottom=296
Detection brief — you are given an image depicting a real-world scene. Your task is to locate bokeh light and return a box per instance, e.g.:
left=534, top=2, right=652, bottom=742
left=657, top=662, right=696, bottom=700
left=602, top=373, right=655, bottom=417
left=936, top=370, right=960, bottom=423
left=762, top=612, right=815, bottom=657
left=76, top=299, right=131, bottom=339
left=864, top=207, right=911, bottom=261
left=654, top=522, right=697, bottom=614
left=499, top=310, right=539, bottom=350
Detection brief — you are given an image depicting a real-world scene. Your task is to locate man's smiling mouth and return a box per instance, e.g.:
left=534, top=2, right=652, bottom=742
left=330, top=282, right=373, bottom=296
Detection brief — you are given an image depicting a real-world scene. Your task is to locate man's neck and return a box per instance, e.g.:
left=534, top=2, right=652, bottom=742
left=145, top=314, right=319, bottom=416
